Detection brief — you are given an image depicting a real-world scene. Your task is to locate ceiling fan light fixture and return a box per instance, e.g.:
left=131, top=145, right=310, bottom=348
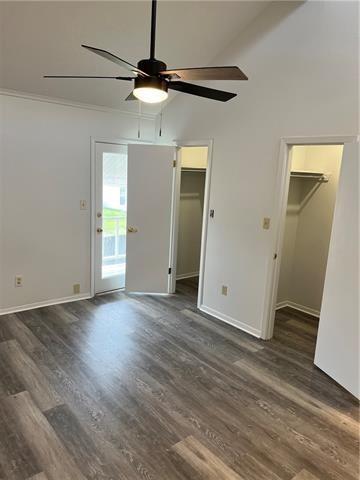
left=133, top=76, right=168, bottom=103
left=45, top=0, right=246, bottom=103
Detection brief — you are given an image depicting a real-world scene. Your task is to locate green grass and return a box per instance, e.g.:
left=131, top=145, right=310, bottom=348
left=103, top=207, right=126, bottom=235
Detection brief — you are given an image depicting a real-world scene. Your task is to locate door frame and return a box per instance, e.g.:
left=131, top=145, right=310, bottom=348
left=169, top=139, right=214, bottom=308
left=90, top=137, right=152, bottom=297
left=261, top=134, right=359, bottom=340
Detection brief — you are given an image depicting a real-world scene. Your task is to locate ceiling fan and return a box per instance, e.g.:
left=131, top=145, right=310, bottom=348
left=44, top=0, right=248, bottom=104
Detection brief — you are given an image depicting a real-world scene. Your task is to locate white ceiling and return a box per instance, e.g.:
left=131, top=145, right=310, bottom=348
left=0, top=1, right=268, bottom=114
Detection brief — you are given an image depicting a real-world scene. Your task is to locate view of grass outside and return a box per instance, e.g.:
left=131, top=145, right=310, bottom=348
left=103, top=207, right=126, bottom=235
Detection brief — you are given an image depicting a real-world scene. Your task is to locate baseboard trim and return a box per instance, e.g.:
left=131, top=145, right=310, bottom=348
left=176, top=272, right=199, bottom=280
left=96, top=288, right=125, bottom=296
left=276, top=300, right=289, bottom=310
left=0, top=293, right=92, bottom=316
left=276, top=300, right=320, bottom=318
left=199, top=304, right=261, bottom=338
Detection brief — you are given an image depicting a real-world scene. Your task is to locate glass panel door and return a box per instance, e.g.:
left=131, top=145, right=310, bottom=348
left=95, top=143, right=127, bottom=293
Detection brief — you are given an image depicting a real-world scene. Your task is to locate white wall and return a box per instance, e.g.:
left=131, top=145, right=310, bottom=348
left=315, top=142, right=359, bottom=399
left=277, top=145, right=343, bottom=314
left=160, top=1, right=359, bottom=338
left=176, top=171, right=205, bottom=278
left=0, top=93, right=155, bottom=311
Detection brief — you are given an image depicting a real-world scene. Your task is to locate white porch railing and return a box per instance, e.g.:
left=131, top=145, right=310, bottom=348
left=103, top=216, right=126, bottom=263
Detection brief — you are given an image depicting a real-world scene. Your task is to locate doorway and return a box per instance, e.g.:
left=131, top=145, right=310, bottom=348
left=270, top=143, right=343, bottom=348
left=174, top=146, right=208, bottom=305
left=94, top=142, right=127, bottom=294
left=92, top=141, right=212, bottom=300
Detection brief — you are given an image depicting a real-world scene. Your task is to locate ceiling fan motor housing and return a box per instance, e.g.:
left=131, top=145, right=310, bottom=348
left=134, top=75, right=168, bottom=93
left=137, top=58, right=167, bottom=76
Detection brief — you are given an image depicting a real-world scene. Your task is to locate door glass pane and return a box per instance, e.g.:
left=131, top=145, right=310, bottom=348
left=102, top=150, right=127, bottom=283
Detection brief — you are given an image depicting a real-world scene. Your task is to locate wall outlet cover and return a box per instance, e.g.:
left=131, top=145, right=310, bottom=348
left=15, top=275, right=23, bottom=287
left=221, top=285, right=228, bottom=296
left=263, top=217, right=271, bottom=230
left=73, top=283, right=81, bottom=294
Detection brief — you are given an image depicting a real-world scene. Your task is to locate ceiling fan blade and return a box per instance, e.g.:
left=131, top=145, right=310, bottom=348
left=81, top=45, right=148, bottom=77
left=160, top=66, right=247, bottom=81
left=168, top=81, right=236, bottom=102
left=44, top=75, right=135, bottom=80
left=125, top=92, right=137, bottom=101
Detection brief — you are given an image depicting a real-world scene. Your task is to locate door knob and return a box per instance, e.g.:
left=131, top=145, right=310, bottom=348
left=127, top=226, right=138, bottom=233
left=97, top=228, right=103, bottom=233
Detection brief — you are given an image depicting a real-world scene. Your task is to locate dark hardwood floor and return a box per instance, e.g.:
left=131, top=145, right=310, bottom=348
left=0, top=279, right=358, bottom=480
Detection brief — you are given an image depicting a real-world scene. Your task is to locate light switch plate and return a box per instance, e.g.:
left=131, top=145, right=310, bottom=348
left=80, top=200, right=87, bottom=210
left=221, top=285, right=228, bottom=296
left=263, top=217, right=271, bottom=230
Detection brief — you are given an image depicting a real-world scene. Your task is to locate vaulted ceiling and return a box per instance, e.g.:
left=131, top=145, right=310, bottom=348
left=0, top=1, right=268, bottom=113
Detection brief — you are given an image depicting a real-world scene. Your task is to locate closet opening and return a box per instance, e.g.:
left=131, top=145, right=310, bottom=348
left=274, top=144, right=343, bottom=355
left=174, top=146, right=208, bottom=305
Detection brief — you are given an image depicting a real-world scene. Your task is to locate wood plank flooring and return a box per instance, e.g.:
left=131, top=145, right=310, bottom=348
left=0, top=278, right=358, bottom=480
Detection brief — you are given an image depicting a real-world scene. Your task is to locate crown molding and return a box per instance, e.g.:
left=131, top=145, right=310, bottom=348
left=0, top=88, right=157, bottom=121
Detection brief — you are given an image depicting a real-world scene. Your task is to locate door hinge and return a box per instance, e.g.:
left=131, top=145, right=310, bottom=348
left=168, top=267, right=172, bottom=274
left=173, top=160, right=177, bottom=168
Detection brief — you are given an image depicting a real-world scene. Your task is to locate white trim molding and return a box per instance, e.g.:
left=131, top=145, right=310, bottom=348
left=275, top=301, right=320, bottom=318
left=280, top=135, right=360, bottom=145
left=176, top=272, right=199, bottom=280
left=0, top=293, right=92, bottom=316
left=200, top=304, right=261, bottom=338
left=0, top=88, right=157, bottom=121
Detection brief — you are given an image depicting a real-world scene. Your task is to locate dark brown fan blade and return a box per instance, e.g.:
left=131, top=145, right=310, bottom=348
left=168, top=81, right=236, bottom=102
left=160, top=66, right=247, bottom=81
left=125, top=91, right=137, bottom=101
left=81, top=45, right=148, bottom=77
left=44, top=75, right=135, bottom=80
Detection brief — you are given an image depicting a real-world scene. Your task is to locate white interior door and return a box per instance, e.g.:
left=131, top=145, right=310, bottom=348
left=314, top=141, right=359, bottom=398
left=126, top=144, right=175, bottom=293
left=95, top=142, right=128, bottom=294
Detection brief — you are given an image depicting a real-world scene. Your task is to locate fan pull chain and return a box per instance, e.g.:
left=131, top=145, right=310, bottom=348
left=138, top=101, right=142, bottom=139
left=159, top=106, right=163, bottom=137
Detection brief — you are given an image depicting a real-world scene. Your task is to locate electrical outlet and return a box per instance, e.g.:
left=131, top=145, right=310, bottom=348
left=263, top=217, right=271, bottom=230
left=221, top=285, right=228, bottom=296
left=73, top=283, right=80, bottom=294
left=80, top=200, right=87, bottom=210
left=15, top=275, right=23, bottom=287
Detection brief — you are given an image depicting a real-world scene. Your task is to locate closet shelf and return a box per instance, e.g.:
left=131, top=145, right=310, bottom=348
left=290, top=170, right=329, bottom=182
left=181, top=167, right=206, bottom=173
